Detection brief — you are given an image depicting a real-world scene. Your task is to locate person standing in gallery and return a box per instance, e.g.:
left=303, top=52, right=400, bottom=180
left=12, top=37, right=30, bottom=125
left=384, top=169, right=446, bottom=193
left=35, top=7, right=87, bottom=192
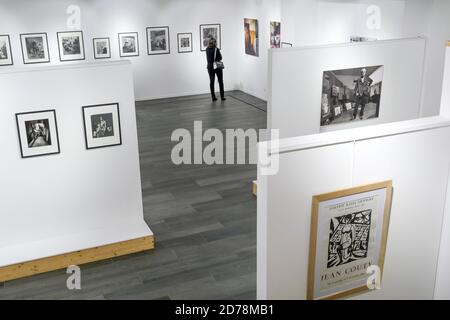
left=353, top=68, right=373, bottom=120
left=206, top=38, right=226, bottom=101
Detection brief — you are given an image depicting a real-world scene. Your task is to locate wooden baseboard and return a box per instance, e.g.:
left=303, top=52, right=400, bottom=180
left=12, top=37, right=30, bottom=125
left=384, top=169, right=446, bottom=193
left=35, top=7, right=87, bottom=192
left=0, top=235, right=155, bottom=282
left=252, top=180, right=257, bottom=197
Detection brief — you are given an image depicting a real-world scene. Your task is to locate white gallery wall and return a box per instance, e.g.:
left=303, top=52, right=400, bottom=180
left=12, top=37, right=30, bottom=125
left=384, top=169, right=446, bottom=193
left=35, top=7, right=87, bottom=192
left=257, top=116, right=450, bottom=299
left=0, top=61, right=152, bottom=266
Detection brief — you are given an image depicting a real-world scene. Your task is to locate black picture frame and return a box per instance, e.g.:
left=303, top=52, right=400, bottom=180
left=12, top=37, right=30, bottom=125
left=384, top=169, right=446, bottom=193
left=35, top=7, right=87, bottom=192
left=200, top=24, right=221, bottom=52
left=15, top=109, right=60, bottom=159
left=57, top=30, right=86, bottom=62
left=20, top=32, right=51, bottom=65
left=118, top=32, right=140, bottom=57
left=93, top=37, right=111, bottom=59
left=82, top=103, right=122, bottom=150
left=146, top=26, right=171, bottom=55
left=177, top=33, right=193, bottom=53
left=0, top=34, right=13, bottom=66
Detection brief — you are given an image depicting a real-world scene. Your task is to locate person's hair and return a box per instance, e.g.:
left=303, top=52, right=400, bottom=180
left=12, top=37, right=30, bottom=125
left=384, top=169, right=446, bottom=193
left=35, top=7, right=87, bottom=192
left=208, top=38, right=217, bottom=48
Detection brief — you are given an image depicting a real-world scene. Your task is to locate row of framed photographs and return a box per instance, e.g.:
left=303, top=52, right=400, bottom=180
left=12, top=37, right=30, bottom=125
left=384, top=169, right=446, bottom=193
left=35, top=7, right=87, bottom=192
left=16, top=103, right=122, bottom=159
left=0, top=24, right=221, bottom=66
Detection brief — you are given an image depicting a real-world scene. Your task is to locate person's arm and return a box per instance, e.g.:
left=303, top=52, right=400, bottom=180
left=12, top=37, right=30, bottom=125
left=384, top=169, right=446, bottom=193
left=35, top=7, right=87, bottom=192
left=216, top=49, right=223, bottom=61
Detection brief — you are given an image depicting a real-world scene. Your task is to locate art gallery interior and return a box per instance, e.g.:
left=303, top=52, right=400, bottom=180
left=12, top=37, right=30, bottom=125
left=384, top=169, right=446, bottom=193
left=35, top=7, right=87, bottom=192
left=1, top=0, right=450, bottom=301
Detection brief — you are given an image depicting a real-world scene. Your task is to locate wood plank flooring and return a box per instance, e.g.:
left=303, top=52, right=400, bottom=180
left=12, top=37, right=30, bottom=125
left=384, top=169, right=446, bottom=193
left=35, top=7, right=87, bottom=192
left=0, top=91, right=267, bottom=300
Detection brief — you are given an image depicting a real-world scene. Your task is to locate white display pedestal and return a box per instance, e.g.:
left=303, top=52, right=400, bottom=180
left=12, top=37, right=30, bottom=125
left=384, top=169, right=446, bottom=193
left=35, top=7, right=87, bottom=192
left=0, top=61, right=153, bottom=281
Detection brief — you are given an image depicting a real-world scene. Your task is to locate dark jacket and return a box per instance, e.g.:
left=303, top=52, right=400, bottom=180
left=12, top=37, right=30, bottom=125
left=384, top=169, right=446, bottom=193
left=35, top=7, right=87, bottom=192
left=206, top=47, right=222, bottom=70
left=354, top=76, right=373, bottom=97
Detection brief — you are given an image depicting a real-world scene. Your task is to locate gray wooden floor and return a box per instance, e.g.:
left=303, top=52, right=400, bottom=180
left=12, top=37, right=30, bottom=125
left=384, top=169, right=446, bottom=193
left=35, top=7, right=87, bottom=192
left=0, top=91, right=267, bottom=300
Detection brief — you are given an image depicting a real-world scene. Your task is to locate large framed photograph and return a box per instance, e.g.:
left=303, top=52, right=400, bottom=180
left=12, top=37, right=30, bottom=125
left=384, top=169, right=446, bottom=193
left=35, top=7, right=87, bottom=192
left=200, top=24, right=221, bottom=51
left=244, top=18, right=259, bottom=56
left=118, top=32, right=139, bottom=57
left=270, top=21, right=281, bottom=49
left=16, top=110, right=60, bottom=159
left=147, top=26, right=170, bottom=55
left=321, top=65, right=384, bottom=127
left=177, top=33, right=193, bottom=53
left=93, top=37, right=111, bottom=59
left=20, top=33, right=50, bottom=64
left=82, top=103, right=122, bottom=150
left=0, top=35, right=13, bottom=66
left=307, top=181, right=393, bottom=300
left=57, top=31, right=85, bottom=62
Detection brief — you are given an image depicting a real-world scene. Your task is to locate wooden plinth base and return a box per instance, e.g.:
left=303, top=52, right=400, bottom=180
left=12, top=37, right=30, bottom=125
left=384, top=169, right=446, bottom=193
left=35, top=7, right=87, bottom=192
left=0, top=235, right=155, bottom=282
left=252, top=180, right=257, bottom=197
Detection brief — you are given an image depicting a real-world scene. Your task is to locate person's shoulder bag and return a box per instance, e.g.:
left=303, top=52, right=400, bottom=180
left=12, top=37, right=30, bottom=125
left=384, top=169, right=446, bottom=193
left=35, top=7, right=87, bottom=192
left=214, top=48, right=225, bottom=70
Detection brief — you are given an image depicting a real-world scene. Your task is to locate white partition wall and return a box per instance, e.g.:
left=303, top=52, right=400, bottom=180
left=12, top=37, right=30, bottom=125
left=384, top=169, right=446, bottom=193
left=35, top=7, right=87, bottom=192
left=257, top=116, right=450, bottom=300
left=0, top=61, right=152, bottom=267
left=268, top=37, right=427, bottom=138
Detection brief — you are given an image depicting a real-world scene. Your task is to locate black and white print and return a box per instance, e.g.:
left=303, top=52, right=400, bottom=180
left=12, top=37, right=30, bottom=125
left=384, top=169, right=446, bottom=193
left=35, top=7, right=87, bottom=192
left=93, top=38, right=111, bottom=59
left=20, top=33, right=50, bottom=64
left=200, top=24, right=221, bottom=51
left=0, top=35, right=13, bottom=66
left=57, top=31, right=85, bottom=62
left=119, top=32, right=139, bottom=57
left=327, top=210, right=371, bottom=268
left=321, top=65, right=384, bottom=127
left=178, top=33, right=193, bottom=53
left=147, top=27, right=170, bottom=55
left=83, top=103, right=122, bottom=150
left=16, top=110, right=60, bottom=158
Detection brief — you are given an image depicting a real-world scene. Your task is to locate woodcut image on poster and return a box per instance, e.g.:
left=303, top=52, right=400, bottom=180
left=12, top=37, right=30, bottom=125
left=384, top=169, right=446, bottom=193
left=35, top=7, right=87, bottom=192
left=307, top=181, right=393, bottom=300
left=321, top=65, right=383, bottom=127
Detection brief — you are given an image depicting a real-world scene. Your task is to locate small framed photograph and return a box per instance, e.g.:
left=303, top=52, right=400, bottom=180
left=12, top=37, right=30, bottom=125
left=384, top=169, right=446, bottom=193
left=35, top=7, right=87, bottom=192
left=307, top=181, right=393, bottom=300
left=177, top=33, right=193, bottom=53
left=118, top=32, right=139, bottom=57
left=200, top=24, right=221, bottom=51
left=82, top=103, right=122, bottom=150
left=93, top=37, right=111, bottom=59
left=16, top=110, right=60, bottom=159
left=20, top=33, right=50, bottom=64
left=0, top=34, right=13, bottom=66
left=147, top=26, right=170, bottom=55
left=57, top=31, right=85, bottom=62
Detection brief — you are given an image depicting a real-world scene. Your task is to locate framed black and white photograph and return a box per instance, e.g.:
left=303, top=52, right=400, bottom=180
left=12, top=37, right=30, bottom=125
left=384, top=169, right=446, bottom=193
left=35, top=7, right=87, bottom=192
left=118, top=32, right=139, bottom=57
left=147, top=26, right=170, bottom=55
left=0, top=34, right=13, bottom=66
left=307, top=181, right=393, bottom=300
left=82, top=103, right=122, bottom=150
left=20, top=33, right=50, bottom=64
left=16, top=110, right=60, bottom=158
left=177, top=33, right=193, bottom=53
left=200, top=24, right=221, bottom=51
left=93, top=38, right=111, bottom=59
left=57, top=31, right=85, bottom=62
left=321, top=65, right=384, bottom=127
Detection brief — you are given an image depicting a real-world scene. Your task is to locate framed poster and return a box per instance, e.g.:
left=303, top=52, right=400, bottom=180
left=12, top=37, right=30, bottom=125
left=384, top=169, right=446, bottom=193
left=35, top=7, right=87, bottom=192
left=0, top=34, right=13, bottom=66
left=57, top=31, right=85, bottom=62
left=20, top=33, right=50, bottom=64
left=244, top=18, right=259, bottom=56
left=177, top=33, right=193, bottom=53
left=82, top=103, right=122, bottom=150
left=321, top=65, right=384, bottom=127
left=93, top=37, right=111, bottom=59
left=147, top=26, right=170, bottom=55
left=118, top=32, right=139, bottom=57
left=307, top=181, right=393, bottom=300
left=270, top=21, right=281, bottom=48
left=16, top=110, right=60, bottom=159
left=200, top=24, right=221, bottom=51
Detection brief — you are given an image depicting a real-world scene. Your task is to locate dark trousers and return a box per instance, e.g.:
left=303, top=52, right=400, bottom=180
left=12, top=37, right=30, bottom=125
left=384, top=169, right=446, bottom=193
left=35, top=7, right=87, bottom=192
left=208, top=68, right=225, bottom=99
left=354, top=95, right=369, bottom=118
